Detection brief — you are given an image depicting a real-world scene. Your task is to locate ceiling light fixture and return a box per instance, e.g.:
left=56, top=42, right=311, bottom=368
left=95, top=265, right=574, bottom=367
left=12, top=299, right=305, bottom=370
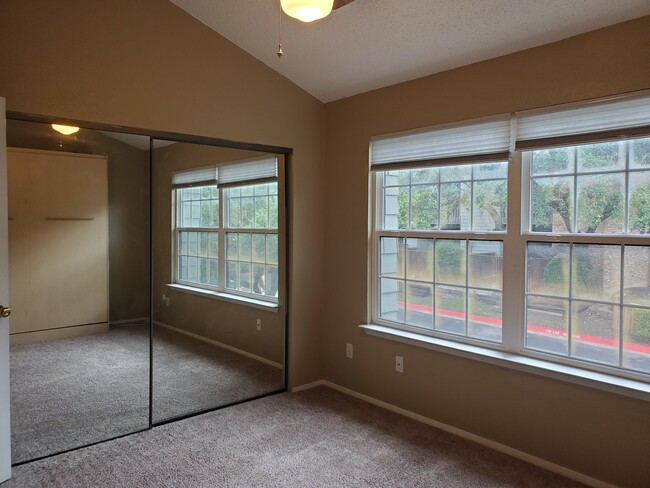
left=280, top=0, right=334, bottom=23
left=51, top=124, right=80, bottom=135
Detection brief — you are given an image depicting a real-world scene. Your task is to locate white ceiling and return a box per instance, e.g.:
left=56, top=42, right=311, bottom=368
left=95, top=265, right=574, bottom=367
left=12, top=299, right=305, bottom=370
left=170, top=0, right=650, bottom=103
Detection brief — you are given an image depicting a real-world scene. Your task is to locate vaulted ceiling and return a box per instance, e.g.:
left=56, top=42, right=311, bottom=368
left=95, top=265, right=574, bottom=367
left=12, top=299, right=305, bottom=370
left=170, top=0, right=650, bottom=102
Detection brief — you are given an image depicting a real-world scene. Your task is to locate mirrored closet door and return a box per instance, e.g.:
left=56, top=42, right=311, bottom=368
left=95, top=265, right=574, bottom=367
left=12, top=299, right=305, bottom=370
left=6, top=115, right=288, bottom=464
left=6, top=119, right=151, bottom=463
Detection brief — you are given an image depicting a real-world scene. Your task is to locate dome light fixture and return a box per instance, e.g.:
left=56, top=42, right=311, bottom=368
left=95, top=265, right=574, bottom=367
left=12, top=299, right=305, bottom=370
left=280, top=0, right=334, bottom=23
left=52, top=124, right=80, bottom=135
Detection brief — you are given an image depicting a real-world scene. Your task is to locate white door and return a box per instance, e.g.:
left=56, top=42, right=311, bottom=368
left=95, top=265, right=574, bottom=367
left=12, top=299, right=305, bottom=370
left=0, top=97, right=12, bottom=482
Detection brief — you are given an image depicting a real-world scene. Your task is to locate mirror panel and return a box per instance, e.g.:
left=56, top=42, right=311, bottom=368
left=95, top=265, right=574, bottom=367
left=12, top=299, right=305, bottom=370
left=151, top=139, right=286, bottom=423
left=6, top=119, right=151, bottom=462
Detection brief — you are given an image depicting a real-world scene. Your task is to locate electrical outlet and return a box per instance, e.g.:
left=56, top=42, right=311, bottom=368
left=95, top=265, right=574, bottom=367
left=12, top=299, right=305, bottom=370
left=346, top=343, right=353, bottom=359
left=162, top=294, right=170, bottom=306
left=395, top=355, right=403, bottom=373
left=256, top=319, right=262, bottom=331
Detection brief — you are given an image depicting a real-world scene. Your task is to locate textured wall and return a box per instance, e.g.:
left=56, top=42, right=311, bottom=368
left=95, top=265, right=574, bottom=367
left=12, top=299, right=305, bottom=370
left=323, top=16, right=650, bottom=488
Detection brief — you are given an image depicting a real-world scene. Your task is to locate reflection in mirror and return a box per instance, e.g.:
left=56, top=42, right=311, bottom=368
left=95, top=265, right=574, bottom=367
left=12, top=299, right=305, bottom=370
left=152, top=140, right=285, bottom=423
left=6, top=119, right=150, bottom=463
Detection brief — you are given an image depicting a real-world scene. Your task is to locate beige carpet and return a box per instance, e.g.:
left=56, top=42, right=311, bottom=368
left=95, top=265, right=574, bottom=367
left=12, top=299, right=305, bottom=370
left=5, top=386, right=585, bottom=488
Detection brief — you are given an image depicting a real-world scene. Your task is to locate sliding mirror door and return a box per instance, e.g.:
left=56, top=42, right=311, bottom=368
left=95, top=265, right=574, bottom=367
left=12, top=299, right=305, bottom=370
left=6, top=119, right=151, bottom=462
left=151, top=140, right=286, bottom=423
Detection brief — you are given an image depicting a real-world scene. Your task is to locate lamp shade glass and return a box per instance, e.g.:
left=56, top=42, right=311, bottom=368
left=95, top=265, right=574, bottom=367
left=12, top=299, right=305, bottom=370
left=52, top=124, right=80, bottom=135
left=281, top=0, right=334, bottom=22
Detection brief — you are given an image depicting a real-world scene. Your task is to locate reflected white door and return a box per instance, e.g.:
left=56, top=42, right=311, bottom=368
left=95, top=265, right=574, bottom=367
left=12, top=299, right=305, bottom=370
left=0, top=97, right=12, bottom=482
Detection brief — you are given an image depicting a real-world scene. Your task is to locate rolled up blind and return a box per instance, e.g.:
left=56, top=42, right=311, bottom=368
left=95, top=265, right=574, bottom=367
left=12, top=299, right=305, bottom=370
left=516, top=95, right=650, bottom=150
left=218, top=155, right=278, bottom=187
left=172, top=165, right=218, bottom=188
left=370, top=116, right=511, bottom=170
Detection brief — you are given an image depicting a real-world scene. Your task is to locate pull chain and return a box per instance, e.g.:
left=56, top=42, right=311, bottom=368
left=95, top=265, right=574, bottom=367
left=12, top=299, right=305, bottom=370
left=277, top=1, right=283, bottom=58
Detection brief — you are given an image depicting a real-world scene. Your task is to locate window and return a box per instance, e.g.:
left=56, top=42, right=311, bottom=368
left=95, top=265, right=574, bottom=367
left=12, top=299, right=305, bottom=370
left=172, top=156, right=280, bottom=303
left=370, top=95, right=650, bottom=380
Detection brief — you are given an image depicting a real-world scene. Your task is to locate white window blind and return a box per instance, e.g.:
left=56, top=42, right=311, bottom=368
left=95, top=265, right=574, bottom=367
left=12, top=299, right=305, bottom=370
left=516, top=95, right=650, bottom=149
left=172, top=165, right=218, bottom=188
left=370, top=116, right=511, bottom=170
left=218, top=155, right=278, bottom=186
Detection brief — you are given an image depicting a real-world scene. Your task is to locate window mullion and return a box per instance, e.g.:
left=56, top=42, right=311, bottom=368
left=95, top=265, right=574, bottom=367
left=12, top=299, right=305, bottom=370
left=219, top=188, right=226, bottom=292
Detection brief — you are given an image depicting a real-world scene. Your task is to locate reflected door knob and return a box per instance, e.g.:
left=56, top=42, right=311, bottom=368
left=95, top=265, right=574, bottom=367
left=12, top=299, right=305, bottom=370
left=0, top=306, right=10, bottom=318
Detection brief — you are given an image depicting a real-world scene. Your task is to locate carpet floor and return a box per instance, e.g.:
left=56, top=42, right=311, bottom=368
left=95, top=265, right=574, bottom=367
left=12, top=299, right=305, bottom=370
left=4, top=386, right=584, bottom=487
left=10, top=324, right=283, bottom=464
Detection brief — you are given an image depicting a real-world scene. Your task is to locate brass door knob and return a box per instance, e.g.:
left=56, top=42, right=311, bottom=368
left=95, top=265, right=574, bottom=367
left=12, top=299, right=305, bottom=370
left=0, top=306, right=10, bottom=318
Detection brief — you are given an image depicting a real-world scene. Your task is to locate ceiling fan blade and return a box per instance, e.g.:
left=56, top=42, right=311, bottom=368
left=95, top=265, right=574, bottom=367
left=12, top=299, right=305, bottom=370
left=333, top=0, right=355, bottom=10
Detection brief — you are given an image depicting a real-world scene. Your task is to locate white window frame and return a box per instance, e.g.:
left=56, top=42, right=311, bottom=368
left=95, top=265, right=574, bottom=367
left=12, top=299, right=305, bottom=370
left=368, top=95, right=650, bottom=385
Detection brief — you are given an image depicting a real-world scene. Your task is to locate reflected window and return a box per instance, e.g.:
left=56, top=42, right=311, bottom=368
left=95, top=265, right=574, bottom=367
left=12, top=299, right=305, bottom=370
left=172, top=156, right=279, bottom=302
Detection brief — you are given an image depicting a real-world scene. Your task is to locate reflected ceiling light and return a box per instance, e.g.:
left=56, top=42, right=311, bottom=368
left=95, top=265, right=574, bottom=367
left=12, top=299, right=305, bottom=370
left=280, top=0, right=333, bottom=22
left=52, top=124, right=80, bottom=135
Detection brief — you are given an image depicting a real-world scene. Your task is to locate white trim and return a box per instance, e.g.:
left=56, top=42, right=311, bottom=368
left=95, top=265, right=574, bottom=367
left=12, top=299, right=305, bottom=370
left=154, top=321, right=283, bottom=369
left=166, top=283, right=279, bottom=312
left=291, top=380, right=616, bottom=488
left=359, top=324, right=650, bottom=401
left=109, top=317, right=149, bottom=326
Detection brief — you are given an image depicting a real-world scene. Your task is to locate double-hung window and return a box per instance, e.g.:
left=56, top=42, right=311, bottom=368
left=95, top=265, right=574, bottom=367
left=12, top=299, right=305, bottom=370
left=370, top=94, right=650, bottom=381
left=172, top=155, right=280, bottom=303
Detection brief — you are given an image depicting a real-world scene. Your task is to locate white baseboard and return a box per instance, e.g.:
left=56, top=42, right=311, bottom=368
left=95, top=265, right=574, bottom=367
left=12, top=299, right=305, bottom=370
left=109, top=317, right=149, bottom=326
left=154, top=321, right=283, bottom=369
left=291, top=380, right=613, bottom=488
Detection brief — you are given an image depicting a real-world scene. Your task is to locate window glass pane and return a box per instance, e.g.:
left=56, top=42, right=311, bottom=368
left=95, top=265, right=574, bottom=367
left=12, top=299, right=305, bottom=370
left=531, top=147, right=574, bottom=176
left=200, top=201, right=211, bottom=227
left=380, top=278, right=404, bottom=323
left=571, top=301, right=619, bottom=366
left=576, top=173, right=624, bottom=234
left=252, top=234, right=266, bottom=263
left=577, top=141, right=625, bottom=173
left=468, top=290, right=502, bottom=343
left=187, top=232, right=198, bottom=256
left=269, top=195, right=278, bottom=229
left=473, top=161, right=508, bottom=180
left=198, top=232, right=208, bottom=257
left=527, top=242, right=570, bottom=296
left=266, top=265, right=279, bottom=297
left=178, top=232, right=188, bottom=255
left=411, top=185, right=438, bottom=230
left=182, top=202, right=192, bottom=227
left=623, top=307, right=650, bottom=373
left=208, top=259, right=218, bottom=286
left=384, top=169, right=409, bottom=186
left=241, top=186, right=254, bottom=197
left=435, top=239, right=466, bottom=285
left=435, top=285, right=466, bottom=335
left=191, top=201, right=200, bottom=226
left=239, top=262, right=251, bottom=292
left=252, top=264, right=265, bottom=295
left=241, top=197, right=254, bottom=228
left=440, top=182, right=470, bottom=231
left=530, top=176, right=574, bottom=232
left=411, top=168, right=438, bottom=184
left=228, top=198, right=241, bottom=227
left=211, top=199, right=219, bottom=227
left=226, top=233, right=238, bottom=260
left=624, top=246, right=650, bottom=306
left=254, top=196, right=269, bottom=228
left=254, top=184, right=269, bottom=196
left=178, top=255, right=187, bottom=281
left=228, top=187, right=241, bottom=198
left=238, top=233, right=252, bottom=261
left=473, top=180, right=507, bottom=231
left=199, top=257, right=208, bottom=284
left=628, top=170, right=650, bottom=235
left=266, top=234, right=278, bottom=266
left=630, top=137, right=650, bottom=169
left=384, top=185, right=409, bottom=230
left=468, top=241, right=503, bottom=290
left=572, top=244, right=620, bottom=302
left=380, top=237, right=404, bottom=279
left=226, top=261, right=237, bottom=289
left=208, top=233, right=218, bottom=258
left=405, top=238, right=433, bottom=281
left=405, top=282, right=433, bottom=329
left=526, top=296, right=569, bottom=355
left=187, top=256, right=198, bottom=281
left=440, top=165, right=471, bottom=182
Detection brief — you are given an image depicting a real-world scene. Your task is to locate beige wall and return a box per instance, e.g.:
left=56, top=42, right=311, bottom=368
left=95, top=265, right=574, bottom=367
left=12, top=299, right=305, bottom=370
left=151, top=142, right=284, bottom=364
left=323, top=17, right=650, bottom=488
left=0, top=0, right=325, bottom=386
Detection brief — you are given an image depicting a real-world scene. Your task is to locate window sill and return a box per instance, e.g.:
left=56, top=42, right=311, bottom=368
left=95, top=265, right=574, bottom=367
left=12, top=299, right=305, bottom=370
left=359, top=324, right=650, bottom=401
left=166, top=284, right=279, bottom=312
